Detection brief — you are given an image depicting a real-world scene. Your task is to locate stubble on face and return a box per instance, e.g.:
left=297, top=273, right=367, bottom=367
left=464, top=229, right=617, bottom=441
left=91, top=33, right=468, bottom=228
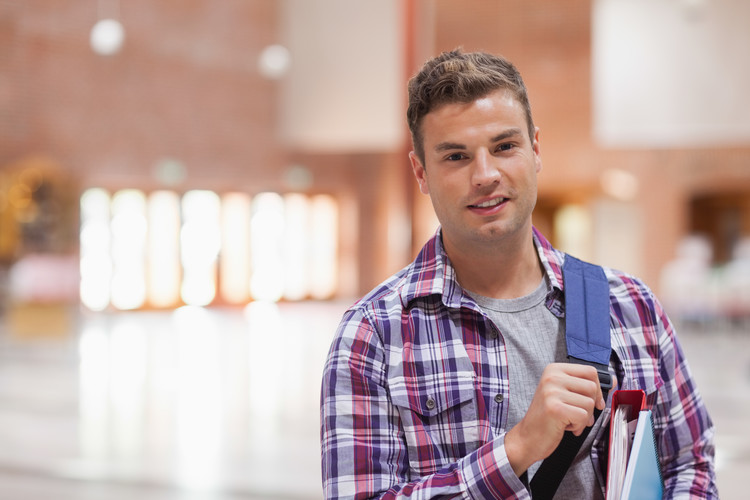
left=412, top=90, right=542, bottom=259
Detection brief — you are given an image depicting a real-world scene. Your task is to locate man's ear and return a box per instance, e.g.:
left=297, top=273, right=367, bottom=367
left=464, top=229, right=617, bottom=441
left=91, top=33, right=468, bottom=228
left=532, top=127, right=543, bottom=174
left=409, top=151, right=429, bottom=195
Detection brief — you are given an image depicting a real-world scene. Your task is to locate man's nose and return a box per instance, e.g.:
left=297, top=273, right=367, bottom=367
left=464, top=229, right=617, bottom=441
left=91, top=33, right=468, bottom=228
left=471, top=150, right=501, bottom=187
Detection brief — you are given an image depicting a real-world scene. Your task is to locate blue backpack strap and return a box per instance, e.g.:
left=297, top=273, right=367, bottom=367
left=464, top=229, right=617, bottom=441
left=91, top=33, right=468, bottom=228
left=562, top=255, right=613, bottom=380
left=530, top=255, right=613, bottom=499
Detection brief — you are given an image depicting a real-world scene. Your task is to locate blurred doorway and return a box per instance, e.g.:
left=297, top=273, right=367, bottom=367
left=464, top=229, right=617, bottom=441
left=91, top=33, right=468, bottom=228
left=690, top=192, right=750, bottom=264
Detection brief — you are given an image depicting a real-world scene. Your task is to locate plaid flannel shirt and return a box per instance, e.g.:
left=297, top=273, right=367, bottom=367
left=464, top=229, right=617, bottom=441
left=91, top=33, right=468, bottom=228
left=321, top=228, right=717, bottom=499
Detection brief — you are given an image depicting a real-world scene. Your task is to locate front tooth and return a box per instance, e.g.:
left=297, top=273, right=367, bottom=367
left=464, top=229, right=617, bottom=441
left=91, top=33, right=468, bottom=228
left=478, top=198, right=501, bottom=208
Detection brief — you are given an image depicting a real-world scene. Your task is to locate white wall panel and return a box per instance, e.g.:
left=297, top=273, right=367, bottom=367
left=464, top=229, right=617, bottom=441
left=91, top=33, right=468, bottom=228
left=593, top=0, right=750, bottom=148
left=279, top=0, right=404, bottom=152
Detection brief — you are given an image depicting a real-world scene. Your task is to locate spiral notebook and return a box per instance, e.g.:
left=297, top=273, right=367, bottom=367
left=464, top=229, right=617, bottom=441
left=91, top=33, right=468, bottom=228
left=606, top=390, right=664, bottom=500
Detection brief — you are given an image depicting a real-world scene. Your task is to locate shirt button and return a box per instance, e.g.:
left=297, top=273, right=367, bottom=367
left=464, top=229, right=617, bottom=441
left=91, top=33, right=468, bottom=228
left=494, top=393, right=504, bottom=404
left=489, top=330, right=498, bottom=340
left=425, top=397, right=436, bottom=410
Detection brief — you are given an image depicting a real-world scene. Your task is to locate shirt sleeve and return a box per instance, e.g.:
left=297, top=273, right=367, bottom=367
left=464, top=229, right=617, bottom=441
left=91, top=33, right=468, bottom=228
left=648, top=292, right=719, bottom=499
left=320, top=308, right=530, bottom=500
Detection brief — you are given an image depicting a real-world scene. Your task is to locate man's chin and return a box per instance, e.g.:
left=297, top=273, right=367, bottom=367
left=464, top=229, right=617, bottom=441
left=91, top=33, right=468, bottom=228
left=471, top=220, right=531, bottom=244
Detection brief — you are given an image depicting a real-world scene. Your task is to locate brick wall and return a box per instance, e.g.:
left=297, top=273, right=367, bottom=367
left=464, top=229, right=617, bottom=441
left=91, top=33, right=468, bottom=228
left=1, top=0, right=283, bottom=193
left=2, top=0, right=750, bottom=296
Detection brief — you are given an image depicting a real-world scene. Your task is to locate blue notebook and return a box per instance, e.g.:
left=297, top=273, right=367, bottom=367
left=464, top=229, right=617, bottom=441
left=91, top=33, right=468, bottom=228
left=620, top=409, right=664, bottom=500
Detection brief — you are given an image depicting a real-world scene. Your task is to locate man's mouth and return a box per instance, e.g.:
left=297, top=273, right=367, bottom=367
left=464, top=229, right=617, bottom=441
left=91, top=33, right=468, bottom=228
left=470, top=197, right=507, bottom=209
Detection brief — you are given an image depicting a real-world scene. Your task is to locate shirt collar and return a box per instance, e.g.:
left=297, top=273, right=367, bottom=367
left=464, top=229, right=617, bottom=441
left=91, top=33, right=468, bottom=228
left=400, top=226, right=567, bottom=316
left=398, top=228, right=463, bottom=309
left=532, top=227, right=566, bottom=317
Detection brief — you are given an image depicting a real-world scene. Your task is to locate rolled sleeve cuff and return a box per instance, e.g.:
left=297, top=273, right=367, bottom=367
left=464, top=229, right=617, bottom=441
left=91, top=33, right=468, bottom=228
left=460, top=435, right=531, bottom=500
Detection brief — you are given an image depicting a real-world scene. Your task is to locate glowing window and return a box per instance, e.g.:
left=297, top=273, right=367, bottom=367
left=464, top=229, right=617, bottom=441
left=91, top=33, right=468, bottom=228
left=148, top=191, right=182, bottom=308
left=80, top=188, right=112, bottom=311
left=309, top=194, right=338, bottom=300
left=282, top=193, right=310, bottom=301
left=110, top=189, right=148, bottom=310
left=220, top=193, right=252, bottom=304
left=249, top=192, right=285, bottom=302
left=80, top=187, right=341, bottom=310
left=180, top=190, right=221, bottom=306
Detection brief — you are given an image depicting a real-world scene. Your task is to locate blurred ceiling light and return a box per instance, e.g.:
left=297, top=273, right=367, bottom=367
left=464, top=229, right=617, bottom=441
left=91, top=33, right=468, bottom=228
left=153, top=158, right=187, bottom=187
left=283, top=164, right=313, bottom=191
left=555, top=204, right=593, bottom=261
left=90, top=19, right=125, bottom=56
left=681, top=0, right=708, bottom=18
left=258, top=44, right=291, bottom=79
left=8, top=184, right=32, bottom=210
left=600, top=168, right=639, bottom=201
left=19, top=167, right=43, bottom=191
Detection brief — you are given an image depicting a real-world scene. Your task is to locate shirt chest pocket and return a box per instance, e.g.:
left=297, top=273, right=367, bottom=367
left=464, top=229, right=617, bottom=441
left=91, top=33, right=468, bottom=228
left=388, top=368, right=481, bottom=477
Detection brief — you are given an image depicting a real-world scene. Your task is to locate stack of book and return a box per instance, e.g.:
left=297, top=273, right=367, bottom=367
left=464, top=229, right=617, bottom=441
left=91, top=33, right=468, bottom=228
left=605, top=390, right=664, bottom=500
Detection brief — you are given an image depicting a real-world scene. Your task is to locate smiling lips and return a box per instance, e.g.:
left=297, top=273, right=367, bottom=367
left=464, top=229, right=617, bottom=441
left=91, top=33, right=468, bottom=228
left=469, top=196, right=508, bottom=210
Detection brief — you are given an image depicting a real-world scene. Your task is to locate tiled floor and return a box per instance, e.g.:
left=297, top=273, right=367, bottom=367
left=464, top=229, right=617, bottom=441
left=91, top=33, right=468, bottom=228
left=0, top=302, right=747, bottom=499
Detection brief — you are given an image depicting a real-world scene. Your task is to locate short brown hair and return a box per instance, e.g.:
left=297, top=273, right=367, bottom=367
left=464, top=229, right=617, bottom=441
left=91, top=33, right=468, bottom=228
left=407, top=49, right=535, bottom=164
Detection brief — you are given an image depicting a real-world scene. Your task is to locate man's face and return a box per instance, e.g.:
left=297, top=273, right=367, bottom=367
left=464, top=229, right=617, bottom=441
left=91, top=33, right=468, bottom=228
left=410, top=89, right=542, bottom=257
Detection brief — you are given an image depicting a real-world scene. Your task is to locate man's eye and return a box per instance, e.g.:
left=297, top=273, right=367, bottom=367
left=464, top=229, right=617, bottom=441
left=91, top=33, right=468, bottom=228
left=446, top=153, right=465, bottom=161
left=497, top=143, right=514, bottom=152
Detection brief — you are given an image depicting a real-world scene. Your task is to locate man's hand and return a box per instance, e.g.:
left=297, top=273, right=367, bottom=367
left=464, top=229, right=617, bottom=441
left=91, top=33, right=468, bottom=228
left=504, top=363, right=606, bottom=476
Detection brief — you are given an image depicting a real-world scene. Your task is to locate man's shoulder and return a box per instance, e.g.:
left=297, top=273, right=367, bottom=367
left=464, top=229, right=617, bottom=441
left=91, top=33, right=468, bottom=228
left=351, top=265, right=413, bottom=314
left=599, top=264, right=656, bottom=302
left=332, top=264, right=421, bottom=352
left=594, top=263, right=666, bottom=330
left=353, top=234, right=445, bottom=308
left=342, top=235, right=449, bottom=331
left=551, top=241, right=661, bottom=324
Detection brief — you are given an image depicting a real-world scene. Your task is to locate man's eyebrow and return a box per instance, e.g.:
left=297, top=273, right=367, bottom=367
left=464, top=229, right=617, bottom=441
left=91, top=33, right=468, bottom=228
left=433, top=128, right=526, bottom=153
left=490, top=128, right=524, bottom=142
left=434, top=141, right=466, bottom=152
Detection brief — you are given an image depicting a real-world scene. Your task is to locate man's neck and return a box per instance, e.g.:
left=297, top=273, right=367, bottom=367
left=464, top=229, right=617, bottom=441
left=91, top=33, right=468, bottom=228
left=444, top=229, right=544, bottom=300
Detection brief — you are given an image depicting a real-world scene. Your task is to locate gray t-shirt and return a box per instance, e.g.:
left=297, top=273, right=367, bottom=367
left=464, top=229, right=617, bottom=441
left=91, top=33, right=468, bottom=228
left=468, top=277, right=604, bottom=499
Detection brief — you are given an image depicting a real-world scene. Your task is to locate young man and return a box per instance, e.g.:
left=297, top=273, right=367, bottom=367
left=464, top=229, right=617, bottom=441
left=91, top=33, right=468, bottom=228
left=320, top=49, right=717, bottom=499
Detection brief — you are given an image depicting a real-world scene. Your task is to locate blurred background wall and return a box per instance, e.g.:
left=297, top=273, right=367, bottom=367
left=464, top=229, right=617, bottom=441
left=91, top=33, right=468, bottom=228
left=2, top=0, right=749, bottom=320
left=1, top=1, right=749, bottom=499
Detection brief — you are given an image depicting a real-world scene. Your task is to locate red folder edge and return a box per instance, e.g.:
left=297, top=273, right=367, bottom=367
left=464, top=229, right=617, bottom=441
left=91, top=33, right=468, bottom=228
left=606, top=389, right=646, bottom=498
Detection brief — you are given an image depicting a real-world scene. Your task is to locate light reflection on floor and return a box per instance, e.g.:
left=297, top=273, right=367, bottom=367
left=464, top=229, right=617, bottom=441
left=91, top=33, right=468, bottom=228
left=0, top=301, right=344, bottom=500
left=0, top=303, right=747, bottom=499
